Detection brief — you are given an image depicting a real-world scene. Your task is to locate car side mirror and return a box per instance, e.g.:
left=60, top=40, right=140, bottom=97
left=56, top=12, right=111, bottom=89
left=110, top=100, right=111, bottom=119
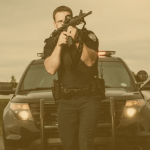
left=0, top=84, right=15, bottom=95
left=136, top=70, right=148, bottom=82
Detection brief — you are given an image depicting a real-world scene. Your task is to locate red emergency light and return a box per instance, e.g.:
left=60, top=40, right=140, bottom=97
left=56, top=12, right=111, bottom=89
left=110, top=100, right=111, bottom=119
left=98, top=51, right=116, bottom=56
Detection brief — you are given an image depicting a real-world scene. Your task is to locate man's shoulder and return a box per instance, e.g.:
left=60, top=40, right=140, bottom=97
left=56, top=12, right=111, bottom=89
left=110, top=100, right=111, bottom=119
left=44, top=35, right=53, bottom=44
left=44, top=30, right=57, bottom=44
left=81, top=28, right=98, bottom=43
left=44, top=34, right=56, bottom=49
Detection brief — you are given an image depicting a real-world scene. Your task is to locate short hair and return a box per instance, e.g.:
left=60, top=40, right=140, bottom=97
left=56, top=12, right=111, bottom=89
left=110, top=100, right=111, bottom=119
left=53, top=6, right=73, bottom=21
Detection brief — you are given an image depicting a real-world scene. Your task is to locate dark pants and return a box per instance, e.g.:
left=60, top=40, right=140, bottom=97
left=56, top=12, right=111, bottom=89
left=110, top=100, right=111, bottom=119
left=58, top=95, right=101, bottom=150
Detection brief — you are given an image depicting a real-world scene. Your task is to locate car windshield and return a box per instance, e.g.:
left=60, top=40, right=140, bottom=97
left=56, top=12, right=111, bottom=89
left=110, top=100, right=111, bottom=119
left=98, top=61, right=135, bottom=90
left=20, top=64, right=57, bottom=91
left=21, top=62, right=135, bottom=91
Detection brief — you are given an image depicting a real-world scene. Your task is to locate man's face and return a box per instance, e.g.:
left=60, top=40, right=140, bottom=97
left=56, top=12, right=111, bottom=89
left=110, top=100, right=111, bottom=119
left=53, top=11, right=71, bottom=29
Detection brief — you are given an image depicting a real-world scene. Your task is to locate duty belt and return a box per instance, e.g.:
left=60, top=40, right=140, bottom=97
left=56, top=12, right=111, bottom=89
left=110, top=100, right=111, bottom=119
left=61, top=87, right=87, bottom=99
left=52, top=77, right=106, bottom=101
left=61, top=85, right=101, bottom=100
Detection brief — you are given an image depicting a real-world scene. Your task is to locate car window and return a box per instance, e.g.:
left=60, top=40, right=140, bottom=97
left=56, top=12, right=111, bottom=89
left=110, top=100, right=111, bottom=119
left=21, top=64, right=57, bottom=90
left=21, top=62, right=135, bottom=91
left=98, top=62, right=135, bottom=90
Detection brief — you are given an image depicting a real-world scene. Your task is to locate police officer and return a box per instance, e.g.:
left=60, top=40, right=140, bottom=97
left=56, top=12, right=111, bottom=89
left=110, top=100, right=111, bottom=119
left=44, top=5, right=102, bottom=150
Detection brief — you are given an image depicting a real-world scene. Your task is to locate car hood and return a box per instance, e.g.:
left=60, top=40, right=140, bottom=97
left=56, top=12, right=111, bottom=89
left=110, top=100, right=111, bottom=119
left=105, top=88, right=142, bottom=100
left=11, top=90, right=54, bottom=103
left=10, top=88, right=142, bottom=103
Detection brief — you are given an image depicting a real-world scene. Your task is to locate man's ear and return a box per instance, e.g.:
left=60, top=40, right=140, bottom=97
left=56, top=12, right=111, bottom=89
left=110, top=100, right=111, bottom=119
left=53, top=21, right=57, bottom=29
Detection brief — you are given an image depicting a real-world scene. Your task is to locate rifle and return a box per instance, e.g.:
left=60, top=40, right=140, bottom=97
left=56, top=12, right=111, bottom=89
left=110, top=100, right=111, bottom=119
left=52, top=10, right=92, bottom=47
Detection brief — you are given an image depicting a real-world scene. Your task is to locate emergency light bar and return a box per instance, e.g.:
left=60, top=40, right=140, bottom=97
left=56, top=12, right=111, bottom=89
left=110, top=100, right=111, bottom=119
left=98, top=51, right=116, bottom=56
left=37, top=53, right=44, bottom=57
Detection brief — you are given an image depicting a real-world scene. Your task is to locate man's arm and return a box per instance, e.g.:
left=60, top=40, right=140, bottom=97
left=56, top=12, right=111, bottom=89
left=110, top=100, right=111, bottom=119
left=44, top=45, right=62, bottom=75
left=44, top=31, right=68, bottom=75
left=67, top=26, right=98, bottom=67
left=75, top=42, right=98, bottom=67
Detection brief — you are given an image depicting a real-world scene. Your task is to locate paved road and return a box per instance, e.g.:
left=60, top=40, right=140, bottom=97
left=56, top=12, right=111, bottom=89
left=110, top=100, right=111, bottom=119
left=0, top=136, right=4, bottom=150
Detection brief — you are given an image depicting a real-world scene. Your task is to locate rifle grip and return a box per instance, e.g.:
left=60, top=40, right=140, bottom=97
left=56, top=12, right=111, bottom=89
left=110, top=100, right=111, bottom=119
left=67, top=36, right=73, bottom=47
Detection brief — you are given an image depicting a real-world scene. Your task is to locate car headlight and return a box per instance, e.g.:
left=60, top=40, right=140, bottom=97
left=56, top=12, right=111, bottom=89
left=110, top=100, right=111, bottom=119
left=123, top=99, right=145, bottom=118
left=125, top=100, right=145, bottom=107
left=9, top=102, right=33, bottom=121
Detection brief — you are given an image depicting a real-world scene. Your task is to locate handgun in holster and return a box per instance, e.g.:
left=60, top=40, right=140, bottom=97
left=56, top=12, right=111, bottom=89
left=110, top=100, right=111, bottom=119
left=94, top=76, right=106, bottom=100
left=91, top=80, right=99, bottom=96
left=51, top=79, right=61, bottom=103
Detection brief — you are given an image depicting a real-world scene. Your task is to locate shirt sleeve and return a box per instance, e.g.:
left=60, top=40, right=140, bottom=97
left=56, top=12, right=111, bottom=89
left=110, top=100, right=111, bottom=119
left=43, top=37, right=55, bottom=59
left=82, top=30, right=99, bottom=52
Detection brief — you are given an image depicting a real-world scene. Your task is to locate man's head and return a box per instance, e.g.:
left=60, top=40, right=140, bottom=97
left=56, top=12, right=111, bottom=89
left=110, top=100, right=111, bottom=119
left=53, top=6, right=73, bottom=29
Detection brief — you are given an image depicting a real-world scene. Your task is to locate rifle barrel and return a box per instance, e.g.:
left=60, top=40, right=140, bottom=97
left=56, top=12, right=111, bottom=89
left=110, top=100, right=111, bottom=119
left=82, top=11, right=92, bottom=18
left=54, top=11, right=92, bottom=35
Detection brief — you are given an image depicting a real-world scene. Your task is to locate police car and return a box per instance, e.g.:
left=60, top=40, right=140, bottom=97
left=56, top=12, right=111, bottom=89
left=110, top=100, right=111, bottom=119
left=1, top=51, right=150, bottom=150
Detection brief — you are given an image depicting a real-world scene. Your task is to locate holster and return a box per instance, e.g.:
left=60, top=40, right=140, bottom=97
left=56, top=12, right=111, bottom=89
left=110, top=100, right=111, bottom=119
left=86, top=76, right=106, bottom=100
left=95, top=76, right=106, bottom=100
left=51, top=79, right=61, bottom=103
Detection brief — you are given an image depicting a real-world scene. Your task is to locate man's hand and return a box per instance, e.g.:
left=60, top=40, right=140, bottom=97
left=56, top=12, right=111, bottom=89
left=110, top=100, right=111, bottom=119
left=57, top=31, right=68, bottom=46
left=67, top=26, right=79, bottom=42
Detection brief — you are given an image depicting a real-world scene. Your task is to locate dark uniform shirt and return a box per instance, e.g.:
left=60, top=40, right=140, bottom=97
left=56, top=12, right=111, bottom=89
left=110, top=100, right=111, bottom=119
left=44, top=29, right=99, bottom=89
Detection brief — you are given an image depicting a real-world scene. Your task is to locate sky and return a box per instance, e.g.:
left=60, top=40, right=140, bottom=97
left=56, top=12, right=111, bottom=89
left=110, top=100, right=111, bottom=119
left=0, top=0, right=150, bottom=82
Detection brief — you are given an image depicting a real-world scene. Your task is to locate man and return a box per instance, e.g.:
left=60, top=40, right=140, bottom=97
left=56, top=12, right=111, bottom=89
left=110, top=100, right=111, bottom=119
left=44, top=5, right=102, bottom=150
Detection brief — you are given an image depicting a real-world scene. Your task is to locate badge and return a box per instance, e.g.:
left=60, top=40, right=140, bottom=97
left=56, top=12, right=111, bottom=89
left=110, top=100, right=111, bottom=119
left=88, top=33, right=97, bottom=42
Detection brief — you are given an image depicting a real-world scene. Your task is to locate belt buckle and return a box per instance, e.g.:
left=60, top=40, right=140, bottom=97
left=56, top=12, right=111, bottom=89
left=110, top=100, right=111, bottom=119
left=71, top=89, right=78, bottom=98
left=62, top=88, right=71, bottom=100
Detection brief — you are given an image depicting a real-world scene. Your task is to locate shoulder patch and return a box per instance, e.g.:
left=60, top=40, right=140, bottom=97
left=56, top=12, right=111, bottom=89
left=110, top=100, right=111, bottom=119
left=88, top=33, right=97, bottom=42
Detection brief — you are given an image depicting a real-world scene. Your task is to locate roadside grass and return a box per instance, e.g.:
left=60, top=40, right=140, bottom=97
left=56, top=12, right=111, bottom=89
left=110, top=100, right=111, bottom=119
left=0, top=99, right=10, bottom=136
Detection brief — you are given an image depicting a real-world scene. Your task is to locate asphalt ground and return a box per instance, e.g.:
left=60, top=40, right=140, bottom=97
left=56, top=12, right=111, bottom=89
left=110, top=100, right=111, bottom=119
left=0, top=136, right=4, bottom=150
